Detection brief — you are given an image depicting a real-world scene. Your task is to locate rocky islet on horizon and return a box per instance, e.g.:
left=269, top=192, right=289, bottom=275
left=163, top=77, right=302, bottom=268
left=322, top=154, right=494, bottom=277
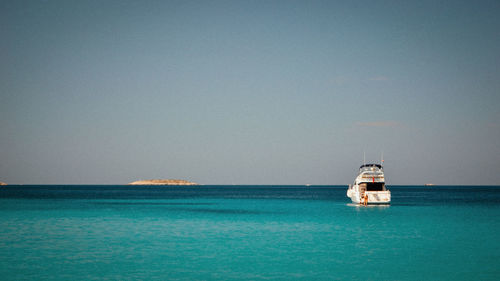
left=128, top=179, right=198, bottom=185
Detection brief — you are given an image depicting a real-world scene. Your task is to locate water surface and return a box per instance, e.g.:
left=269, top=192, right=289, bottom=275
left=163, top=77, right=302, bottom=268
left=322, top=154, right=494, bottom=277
left=0, top=185, right=499, bottom=280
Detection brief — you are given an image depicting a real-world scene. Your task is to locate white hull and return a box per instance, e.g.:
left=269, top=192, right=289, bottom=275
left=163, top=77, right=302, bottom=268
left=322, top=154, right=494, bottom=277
left=347, top=188, right=391, bottom=204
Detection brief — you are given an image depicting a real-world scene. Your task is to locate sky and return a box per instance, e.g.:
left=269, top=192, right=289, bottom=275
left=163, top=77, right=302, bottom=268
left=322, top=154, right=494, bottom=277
left=1, top=0, right=499, bottom=185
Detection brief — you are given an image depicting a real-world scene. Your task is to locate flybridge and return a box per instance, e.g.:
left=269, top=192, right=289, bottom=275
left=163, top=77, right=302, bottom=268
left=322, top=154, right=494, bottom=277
left=359, top=164, right=382, bottom=170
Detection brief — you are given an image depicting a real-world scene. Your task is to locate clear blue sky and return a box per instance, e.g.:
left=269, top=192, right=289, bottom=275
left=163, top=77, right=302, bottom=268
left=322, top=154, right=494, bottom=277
left=1, top=0, right=499, bottom=185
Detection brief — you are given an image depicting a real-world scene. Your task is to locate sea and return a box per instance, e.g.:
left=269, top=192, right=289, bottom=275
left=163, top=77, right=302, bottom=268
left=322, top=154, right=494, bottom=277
left=0, top=185, right=499, bottom=281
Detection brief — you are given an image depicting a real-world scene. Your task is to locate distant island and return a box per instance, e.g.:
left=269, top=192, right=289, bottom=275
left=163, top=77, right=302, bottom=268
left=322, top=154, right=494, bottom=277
left=128, top=179, right=198, bottom=185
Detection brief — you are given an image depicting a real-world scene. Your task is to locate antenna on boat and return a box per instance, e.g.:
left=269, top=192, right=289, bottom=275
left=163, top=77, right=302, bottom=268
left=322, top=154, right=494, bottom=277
left=381, top=151, right=384, bottom=166
left=363, top=150, right=366, bottom=165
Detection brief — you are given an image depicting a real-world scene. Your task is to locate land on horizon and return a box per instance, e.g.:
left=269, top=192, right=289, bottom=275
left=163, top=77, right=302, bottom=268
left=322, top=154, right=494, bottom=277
left=128, top=179, right=198, bottom=185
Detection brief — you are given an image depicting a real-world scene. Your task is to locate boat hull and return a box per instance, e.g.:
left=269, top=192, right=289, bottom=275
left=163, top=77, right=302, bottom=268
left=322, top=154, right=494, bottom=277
left=347, top=189, right=391, bottom=205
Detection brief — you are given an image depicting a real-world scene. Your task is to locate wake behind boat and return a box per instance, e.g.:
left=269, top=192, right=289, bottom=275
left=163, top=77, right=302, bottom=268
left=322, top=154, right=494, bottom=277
left=347, top=164, right=391, bottom=205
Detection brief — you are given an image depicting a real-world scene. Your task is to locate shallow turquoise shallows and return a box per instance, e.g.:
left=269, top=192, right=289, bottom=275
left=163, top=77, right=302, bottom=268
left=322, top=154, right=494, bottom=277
left=0, top=186, right=499, bottom=280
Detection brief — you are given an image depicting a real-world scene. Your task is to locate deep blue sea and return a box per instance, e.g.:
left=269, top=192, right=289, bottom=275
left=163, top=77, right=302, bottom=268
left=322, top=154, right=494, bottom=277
left=0, top=185, right=499, bottom=280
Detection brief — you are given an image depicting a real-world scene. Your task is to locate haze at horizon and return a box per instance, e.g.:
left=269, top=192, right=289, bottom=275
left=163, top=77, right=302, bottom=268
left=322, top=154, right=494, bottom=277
left=1, top=0, right=499, bottom=185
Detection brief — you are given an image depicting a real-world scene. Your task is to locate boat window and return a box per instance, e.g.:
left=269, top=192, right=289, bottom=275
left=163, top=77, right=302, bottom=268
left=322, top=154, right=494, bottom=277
left=366, top=183, right=385, bottom=191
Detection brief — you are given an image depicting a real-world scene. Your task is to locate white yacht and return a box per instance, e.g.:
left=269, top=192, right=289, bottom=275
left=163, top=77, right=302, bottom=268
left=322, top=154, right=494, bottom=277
left=347, top=164, right=391, bottom=204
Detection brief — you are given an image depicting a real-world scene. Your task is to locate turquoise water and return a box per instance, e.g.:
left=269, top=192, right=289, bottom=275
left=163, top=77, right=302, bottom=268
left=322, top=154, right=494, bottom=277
left=0, top=186, right=499, bottom=280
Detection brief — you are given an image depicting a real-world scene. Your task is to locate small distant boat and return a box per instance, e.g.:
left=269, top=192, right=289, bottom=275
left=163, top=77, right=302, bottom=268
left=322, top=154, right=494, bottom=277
left=425, top=183, right=435, bottom=187
left=347, top=164, right=391, bottom=205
